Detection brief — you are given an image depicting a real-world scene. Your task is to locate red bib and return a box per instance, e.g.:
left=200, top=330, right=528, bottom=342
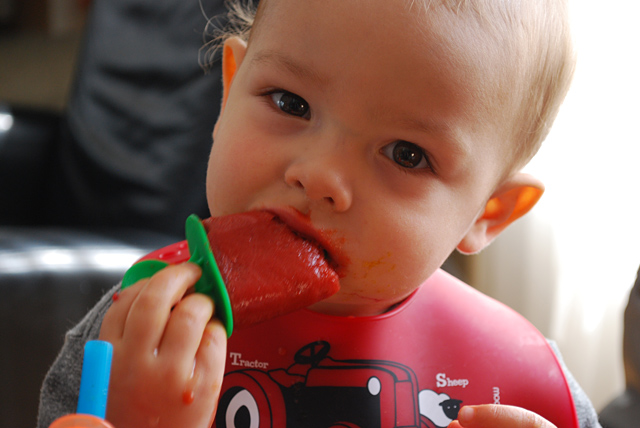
left=138, top=245, right=579, bottom=428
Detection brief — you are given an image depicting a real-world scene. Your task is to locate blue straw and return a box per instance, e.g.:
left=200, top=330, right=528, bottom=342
left=76, top=340, right=113, bottom=419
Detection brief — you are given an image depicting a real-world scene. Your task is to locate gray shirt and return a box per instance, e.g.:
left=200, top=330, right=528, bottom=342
left=37, top=285, right=602, bottom=428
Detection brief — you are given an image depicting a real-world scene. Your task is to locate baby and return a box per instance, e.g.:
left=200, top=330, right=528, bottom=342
left=39, top=0, right=600, bottom=427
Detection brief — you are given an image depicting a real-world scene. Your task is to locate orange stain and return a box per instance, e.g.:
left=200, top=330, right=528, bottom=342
left=182, top=389, right=195, bottom=405
left=360, top=253, right=396, bottom=278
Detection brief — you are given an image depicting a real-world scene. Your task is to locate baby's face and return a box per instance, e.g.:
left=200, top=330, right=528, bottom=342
left=207, top=0, right=514, bottom=316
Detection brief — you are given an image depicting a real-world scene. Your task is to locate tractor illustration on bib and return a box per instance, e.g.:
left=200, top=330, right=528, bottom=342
left=215, top=341, right=462, bottom=428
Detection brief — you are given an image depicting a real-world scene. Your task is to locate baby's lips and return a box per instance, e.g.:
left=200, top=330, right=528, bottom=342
left=264, top=207, right=347, bottom=275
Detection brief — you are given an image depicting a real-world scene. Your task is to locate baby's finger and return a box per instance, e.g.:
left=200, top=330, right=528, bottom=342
left=123, top=263, right=202, bottom=351
left=158, top=292, right=214, bottom=371
left=192, top=319, right=227, bottom=400
left=456, top=405, right=555, bottom=428
left=99, top=280, right=147, bottom=342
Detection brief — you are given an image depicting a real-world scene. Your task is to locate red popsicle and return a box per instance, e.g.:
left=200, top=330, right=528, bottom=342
left=201, top=211, right=340, bottom=328
left=122, top=211, right=340, bottom=335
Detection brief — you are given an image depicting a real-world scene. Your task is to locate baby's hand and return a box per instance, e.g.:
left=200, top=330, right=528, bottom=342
left=449, top=405, right=556, bottom=428
left=99, top=263, right=227, bottom=428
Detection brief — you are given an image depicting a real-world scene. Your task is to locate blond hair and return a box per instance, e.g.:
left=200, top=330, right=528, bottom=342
left=203, top=0, right=575, bottom=170
left=200, top=0, right=258, bottom=69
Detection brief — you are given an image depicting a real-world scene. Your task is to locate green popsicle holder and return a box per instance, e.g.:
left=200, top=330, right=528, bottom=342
left=121, top=214, right=234, bottom=337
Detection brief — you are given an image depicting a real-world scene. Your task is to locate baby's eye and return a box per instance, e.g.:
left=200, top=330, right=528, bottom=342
left=381, top=140, right=432, bottom=171
left=270, top=91, right=310, bottom=118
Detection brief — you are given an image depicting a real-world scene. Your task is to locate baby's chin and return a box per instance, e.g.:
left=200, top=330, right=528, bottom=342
left=306, top=291, right=406, bottom=318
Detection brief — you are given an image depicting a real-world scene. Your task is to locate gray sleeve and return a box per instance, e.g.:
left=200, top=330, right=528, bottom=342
left=548, top=340, right=602, bottom=428
left=36, top=285, right=118, bottom=428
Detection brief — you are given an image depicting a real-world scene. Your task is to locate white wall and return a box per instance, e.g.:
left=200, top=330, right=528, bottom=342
left=467, top=0, right=640, bottom=411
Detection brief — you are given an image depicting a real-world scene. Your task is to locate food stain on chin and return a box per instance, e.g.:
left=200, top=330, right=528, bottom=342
left=360, top=252, right=395, bottom=279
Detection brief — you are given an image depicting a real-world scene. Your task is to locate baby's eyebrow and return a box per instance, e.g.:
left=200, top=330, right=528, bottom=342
left=398, top=115, right=470, bottom=159
left=398, top=115, right=451, bottom=136
left=250, top=50, right=330, bottom=87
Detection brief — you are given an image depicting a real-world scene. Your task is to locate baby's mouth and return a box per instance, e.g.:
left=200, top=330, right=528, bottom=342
left=267, top=209, right=345, bottom=277
left=294, top=230, right=340, bottom=274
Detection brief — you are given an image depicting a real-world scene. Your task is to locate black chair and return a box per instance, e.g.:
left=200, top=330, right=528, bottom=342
left=599, top=266, right=640, bottom=428
left=0, top=0, right=228, bottom=426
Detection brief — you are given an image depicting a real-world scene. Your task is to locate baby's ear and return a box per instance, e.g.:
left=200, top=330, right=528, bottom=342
left=213, top=37, right=247, bottom=138
left=221, top=36, right=247, bottom=111
left=456, top=173, right=544, bottom=255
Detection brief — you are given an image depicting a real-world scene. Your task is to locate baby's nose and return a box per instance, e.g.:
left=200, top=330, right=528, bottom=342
left=284, top=158, right=352, bottom=212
